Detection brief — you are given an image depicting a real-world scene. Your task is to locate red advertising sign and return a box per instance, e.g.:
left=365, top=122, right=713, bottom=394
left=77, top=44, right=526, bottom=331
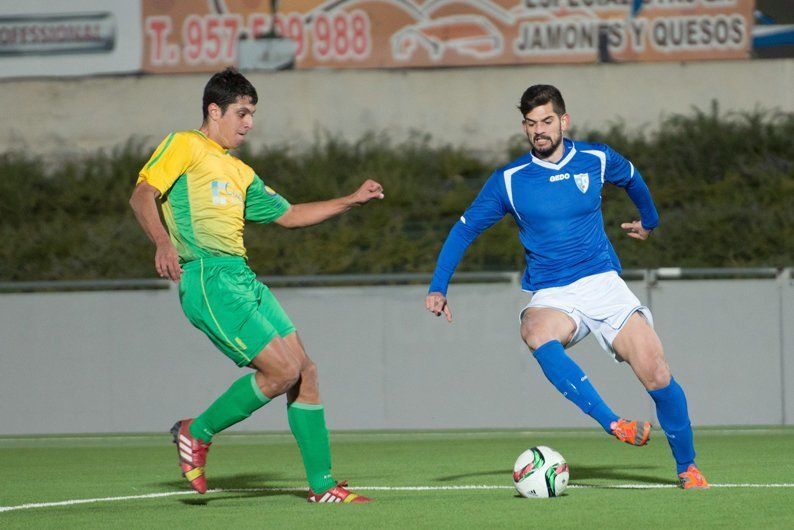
left=142, top=0, right=753, bottom=72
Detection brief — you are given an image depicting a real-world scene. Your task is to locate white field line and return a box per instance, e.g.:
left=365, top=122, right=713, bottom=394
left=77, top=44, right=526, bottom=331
left=3, top=483, right=794, bottom=513
left=1, top=428, right=791, bottom=443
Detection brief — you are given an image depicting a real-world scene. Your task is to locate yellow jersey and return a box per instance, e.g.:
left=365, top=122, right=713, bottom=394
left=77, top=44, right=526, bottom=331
left=137, top=130, right=290, bottom=263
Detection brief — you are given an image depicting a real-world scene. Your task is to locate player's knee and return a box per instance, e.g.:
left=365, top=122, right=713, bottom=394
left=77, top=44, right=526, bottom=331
left=302, top=359, right=318, bottom=380
left=648, top=366, right=671, bottom=390
left=521, top=325, right=557, bottom=352
left=283, top=363, right=302, bottom=388
left=268, top=359, right=301, bottom=394
left=644, top=357, right=671, bottom=390
left=299, top=359, right=319, bottom=389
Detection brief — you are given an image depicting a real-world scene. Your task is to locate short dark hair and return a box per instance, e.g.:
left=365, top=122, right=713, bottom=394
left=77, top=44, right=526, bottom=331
left=518, top=85, right=566, bottom=117
left=202, top=67, right=258, bottom=121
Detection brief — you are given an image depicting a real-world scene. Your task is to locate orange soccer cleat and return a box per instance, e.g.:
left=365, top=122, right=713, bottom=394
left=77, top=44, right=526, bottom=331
left=678, top=465, right=710, bottom=490
left=610, top=418, right=651, bottom=446
left=307, top=481, right=373, bottom=504
left=170, top=419, right=212, bottom=494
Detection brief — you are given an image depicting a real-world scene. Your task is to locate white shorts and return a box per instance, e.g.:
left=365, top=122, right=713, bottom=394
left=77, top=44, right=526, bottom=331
left=520, top=271, right=653, bottom=361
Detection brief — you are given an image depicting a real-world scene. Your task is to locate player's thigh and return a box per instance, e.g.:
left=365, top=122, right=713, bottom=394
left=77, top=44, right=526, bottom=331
left=255, top=284, right=297, bottom=341
left=179, top=264, right=280, bottom=367
left=520, top=307, right=577, bottom=350
left=250, top=286, right=315, bottom=370
left=247, top=286, right=304, bottom=374
left=612, top=312, right=670, bottom=386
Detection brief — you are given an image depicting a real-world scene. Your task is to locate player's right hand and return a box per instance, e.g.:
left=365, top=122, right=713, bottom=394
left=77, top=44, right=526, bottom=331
left=155, top=241, right=182, bottom=282
left=425, top=292, right=452, bottom=323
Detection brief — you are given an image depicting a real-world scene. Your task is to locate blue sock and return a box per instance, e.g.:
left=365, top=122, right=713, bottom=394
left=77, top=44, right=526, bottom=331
left=648, top=377, right=696, bottom=474
left=533, top=340, right=619, bottom=433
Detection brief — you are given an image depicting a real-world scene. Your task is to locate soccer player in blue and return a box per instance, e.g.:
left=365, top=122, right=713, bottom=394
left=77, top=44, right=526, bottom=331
left=425, top=85, right=709, bottom=489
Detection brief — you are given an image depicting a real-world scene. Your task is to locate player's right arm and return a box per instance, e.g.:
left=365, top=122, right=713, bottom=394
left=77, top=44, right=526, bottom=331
left=129, top=182, right=182, bottom=281
left=426, top=173, right=507, bottom=322
left=130, top=133, right=192, bottom=281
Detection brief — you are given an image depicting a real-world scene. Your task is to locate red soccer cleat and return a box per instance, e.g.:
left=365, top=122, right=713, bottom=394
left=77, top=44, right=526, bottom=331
left=170, top=419, right=211, bottom=494
left=610, top=418, right=651, bottom=446
left=307, top=481, right=373, bottom=504
left=678, top=465, right=710, bottom=490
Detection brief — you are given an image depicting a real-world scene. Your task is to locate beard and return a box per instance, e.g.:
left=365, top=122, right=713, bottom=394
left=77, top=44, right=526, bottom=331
left=530, top=132, right=562, bottom=159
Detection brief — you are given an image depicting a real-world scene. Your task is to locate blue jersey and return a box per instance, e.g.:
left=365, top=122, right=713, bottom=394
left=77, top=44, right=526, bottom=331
left=429, top=138, right=659, bottom=294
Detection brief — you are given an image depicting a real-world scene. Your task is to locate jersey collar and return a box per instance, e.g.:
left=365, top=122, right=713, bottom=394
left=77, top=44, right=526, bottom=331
left=192, top=129, right=229, bottom=154
left=531, top=138, right=576, bottom=170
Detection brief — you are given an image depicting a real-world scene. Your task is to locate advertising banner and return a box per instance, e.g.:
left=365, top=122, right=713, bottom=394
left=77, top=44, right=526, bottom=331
left=142, top=0, right=753, bottom=72
left=0, top=0, right=141, bottom=78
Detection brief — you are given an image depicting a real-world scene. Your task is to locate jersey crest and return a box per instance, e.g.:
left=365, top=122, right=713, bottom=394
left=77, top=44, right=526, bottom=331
left=574, top=172, right=589, bottom=193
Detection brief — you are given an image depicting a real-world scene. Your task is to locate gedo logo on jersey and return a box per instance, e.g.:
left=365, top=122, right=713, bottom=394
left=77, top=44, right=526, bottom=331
left=549, top=173, right=569, bottom=182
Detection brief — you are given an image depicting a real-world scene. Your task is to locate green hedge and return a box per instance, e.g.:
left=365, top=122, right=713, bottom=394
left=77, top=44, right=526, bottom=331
left=1, top=105, right=792, bottom=281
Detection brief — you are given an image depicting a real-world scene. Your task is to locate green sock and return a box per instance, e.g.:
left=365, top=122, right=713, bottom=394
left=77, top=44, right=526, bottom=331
left=189, top=373, right=270, bottom=442
left=287, top=402, right=336, bottom=493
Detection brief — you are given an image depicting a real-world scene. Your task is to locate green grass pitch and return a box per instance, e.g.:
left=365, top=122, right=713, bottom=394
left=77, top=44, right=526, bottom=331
left=2, top=427, right=793, bottom=528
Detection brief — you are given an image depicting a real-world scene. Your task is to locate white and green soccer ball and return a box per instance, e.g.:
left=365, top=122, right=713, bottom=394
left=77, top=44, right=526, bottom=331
left=512, top=445, right=569, bottom=498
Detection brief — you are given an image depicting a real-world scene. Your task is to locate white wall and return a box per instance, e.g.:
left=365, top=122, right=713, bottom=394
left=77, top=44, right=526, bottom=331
left=1, top=59, right=791, bottom=157
left=0, top=275, right=790, bottom=435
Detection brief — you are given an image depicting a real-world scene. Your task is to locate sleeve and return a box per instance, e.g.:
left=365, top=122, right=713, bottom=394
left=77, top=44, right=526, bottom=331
left=602, top=144, right=659, bottom=231
left=428, top=173, right=508, bottom=295
left=137, top=133, right=192, bottom=196
left=244, top=175, right=291, bottom=224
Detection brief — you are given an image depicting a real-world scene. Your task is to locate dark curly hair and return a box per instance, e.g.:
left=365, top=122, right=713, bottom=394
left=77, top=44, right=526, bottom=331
left=202, top=67, right=258, bottom=121
left=518, top=85, right=566, bottom=117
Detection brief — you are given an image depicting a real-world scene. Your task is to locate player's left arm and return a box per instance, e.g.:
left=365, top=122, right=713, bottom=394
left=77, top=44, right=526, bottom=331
left=245, top=176, right=383, bottom=227
left=602, top=145, right=659, bottom=241
left=275, top=179, right=384, bottom=228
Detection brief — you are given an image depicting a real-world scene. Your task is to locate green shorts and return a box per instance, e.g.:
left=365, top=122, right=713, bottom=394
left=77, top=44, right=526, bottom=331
left=178, top=256, right=296, bottom=366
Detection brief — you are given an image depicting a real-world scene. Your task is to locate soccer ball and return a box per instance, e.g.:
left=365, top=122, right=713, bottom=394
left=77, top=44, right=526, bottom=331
left=512, top=445, right=569, bottom=498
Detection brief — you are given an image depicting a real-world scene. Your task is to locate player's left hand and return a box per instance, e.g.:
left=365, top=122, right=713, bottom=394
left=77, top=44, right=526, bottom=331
left=621, top=220, right=651, bottom=240
left=350, top=179, right=385, bottom=205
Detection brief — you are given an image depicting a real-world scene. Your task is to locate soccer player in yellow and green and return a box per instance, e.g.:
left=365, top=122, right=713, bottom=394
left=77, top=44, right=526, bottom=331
left=129, top=68, right=383, bottom=503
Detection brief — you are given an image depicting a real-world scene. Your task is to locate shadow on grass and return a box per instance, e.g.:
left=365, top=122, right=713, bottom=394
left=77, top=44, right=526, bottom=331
left=437, top=469, right=508, bottom=481
left=179, top=489, right=306, bottom=506
left=438, top=464, right=667, bottom=486
left=568, top=463, right=667, bottom=485
left=155, top=473, right=308, bottom=505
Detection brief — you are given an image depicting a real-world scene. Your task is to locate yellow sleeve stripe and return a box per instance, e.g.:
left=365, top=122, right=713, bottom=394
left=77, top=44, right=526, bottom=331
left=145, top=133, right=176, bottom=170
